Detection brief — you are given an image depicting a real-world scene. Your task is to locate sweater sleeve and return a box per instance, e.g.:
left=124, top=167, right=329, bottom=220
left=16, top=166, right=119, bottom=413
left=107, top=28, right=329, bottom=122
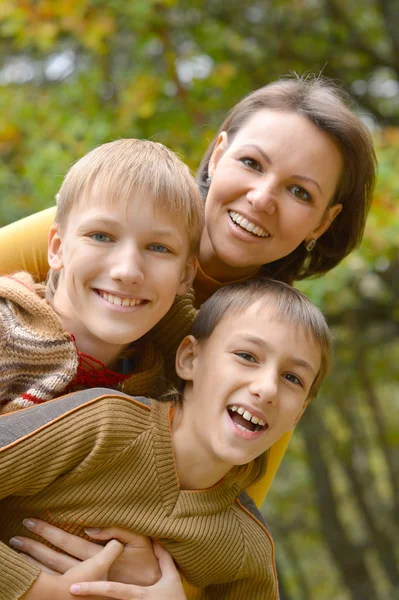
left=0, top=207, right=55, bottom=281
left=0, top=543, right=42, bottom=600
left=0, top=389, right=140, bottom=600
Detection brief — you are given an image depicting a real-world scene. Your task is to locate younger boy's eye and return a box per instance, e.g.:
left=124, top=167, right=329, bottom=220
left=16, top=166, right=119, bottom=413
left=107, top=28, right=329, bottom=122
left=90, top=232, right=113, bottom=243
left=240, top=157, right=262, bottom=172
left=289, top=185, right=312, bottom=202
left=284, top=373, right=303, bottom=387
left=235, top=351, right=257, bottom=363
left=148, top=244, right=171, bottom=254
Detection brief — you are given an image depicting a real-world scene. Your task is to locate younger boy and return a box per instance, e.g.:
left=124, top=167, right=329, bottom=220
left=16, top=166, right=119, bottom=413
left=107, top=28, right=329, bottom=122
left=0, top=278, right=332, bottom=599
left=0, top=138, right=203, bottom=412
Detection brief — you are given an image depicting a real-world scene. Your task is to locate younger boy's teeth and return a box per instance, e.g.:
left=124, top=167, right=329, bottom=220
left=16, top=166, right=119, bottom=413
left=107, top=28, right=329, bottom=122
left=228, top=211, right=269, bottom=238
left=229, top=405, right=266, bottom=427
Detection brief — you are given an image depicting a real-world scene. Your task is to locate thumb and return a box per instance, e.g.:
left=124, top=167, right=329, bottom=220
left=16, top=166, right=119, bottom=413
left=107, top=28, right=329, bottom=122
left=152, top=542, right=178, bottom=576
left=85, top=527, right=151, bottom=548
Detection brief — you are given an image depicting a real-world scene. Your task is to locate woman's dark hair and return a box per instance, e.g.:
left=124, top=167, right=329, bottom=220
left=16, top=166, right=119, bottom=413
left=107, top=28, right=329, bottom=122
left=198, top=75, right=377, bottom=284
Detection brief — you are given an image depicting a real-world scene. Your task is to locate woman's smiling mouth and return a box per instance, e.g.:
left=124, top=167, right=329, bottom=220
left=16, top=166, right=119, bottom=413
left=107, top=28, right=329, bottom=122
left=228, top=211, right=270, bottom=238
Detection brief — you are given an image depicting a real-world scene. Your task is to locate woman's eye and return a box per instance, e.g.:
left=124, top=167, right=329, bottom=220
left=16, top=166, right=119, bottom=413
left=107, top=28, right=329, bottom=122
left=284, top=373, right=303, bottom=387
left=235, top=351, right=257, bottom=363
left=90, top=232, right=112, bottom=243
left=148, top=244, right=170, bottom=254
left=240, top=157, right=262, bottom=172
left=289, top=185, right=312, bottom=202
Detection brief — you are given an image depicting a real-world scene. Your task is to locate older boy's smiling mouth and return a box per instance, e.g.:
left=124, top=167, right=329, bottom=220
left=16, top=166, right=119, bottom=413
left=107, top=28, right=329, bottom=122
left=227, top=404, right=268, bottom=433
left=95, top=290, right=147, bottom=308
left=228, top=211, right=270, bottom=239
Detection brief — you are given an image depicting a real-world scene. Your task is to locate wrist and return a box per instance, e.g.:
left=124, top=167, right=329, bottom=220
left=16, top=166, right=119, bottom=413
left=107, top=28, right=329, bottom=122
left=21, top=572, right=56, bottom=600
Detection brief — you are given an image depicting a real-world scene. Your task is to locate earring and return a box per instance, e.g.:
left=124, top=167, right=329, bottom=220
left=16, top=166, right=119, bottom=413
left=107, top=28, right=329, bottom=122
left=206, top=176, right=212, bottom=185
left=305, top=239, right=316, bottom=252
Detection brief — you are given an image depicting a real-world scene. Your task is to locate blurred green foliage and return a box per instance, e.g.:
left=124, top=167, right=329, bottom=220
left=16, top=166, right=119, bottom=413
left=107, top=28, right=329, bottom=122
left=0, top=1, right=398, bottom=598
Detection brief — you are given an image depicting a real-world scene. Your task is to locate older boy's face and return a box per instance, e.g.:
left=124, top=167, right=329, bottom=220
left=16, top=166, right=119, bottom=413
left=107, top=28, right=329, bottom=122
left=48, top=189, right=195, bottom=364
left=177, top=302, right=322, bottom=470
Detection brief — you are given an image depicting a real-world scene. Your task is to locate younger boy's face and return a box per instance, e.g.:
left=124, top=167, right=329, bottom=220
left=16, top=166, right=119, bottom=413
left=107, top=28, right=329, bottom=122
left=177, top=302, right=321, bottom=470
left=48, top=188, right=196, bottom=364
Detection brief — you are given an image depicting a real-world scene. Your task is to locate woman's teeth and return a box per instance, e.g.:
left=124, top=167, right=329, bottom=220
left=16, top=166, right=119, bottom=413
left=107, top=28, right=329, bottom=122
left=229, top=211, right=269, bottom=238
left=98, top=291, right=144, bottom=307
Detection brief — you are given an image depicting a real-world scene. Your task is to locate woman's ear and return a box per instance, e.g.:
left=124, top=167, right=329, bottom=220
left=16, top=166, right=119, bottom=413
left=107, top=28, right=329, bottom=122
left=48, top=223, right=64, bottom=271
left=307, top=203, right=343, bottom=243
left=175, top=335, right=199, bottom=382
left=208, top=132, right=228, bottom=177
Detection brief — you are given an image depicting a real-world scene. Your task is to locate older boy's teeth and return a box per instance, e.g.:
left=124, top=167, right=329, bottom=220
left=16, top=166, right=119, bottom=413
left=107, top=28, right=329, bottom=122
left=228, top=211, right=269, bottom=238
left=237, top=407, right=245, bottom=415
left=99, top=291, right=143, bottom=307
left=237, top=423, right=251, bottom=432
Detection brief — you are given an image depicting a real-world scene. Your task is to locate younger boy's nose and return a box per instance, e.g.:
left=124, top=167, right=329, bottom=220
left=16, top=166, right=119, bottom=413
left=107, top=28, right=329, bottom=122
left=249, top=374, right=278, bottom=405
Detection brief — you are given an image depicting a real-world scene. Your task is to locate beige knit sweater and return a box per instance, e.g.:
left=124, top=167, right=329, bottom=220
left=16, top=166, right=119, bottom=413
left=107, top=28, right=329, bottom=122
left=0, top=389, right=278, bottom=600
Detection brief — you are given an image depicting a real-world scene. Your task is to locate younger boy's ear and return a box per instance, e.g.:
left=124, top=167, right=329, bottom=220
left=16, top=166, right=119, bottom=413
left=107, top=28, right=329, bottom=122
left=175, top=335, right=199, bottom=382
left=48, top=224, right=64, bottom=271
left=291, top=399, right=310, bottom=428
left=176, top=256, right=198, bottom=296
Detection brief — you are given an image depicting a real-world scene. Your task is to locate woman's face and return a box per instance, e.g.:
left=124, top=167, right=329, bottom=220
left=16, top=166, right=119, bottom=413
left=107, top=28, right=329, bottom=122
left=201, top=109, right=343, bottom=281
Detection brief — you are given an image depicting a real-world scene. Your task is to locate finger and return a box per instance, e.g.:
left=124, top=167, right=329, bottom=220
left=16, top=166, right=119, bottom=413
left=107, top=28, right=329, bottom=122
left=70, top=580, right=142, bottom=599
left=19, top=552, right=60, bottom=576
left=22, top=518, right=102, bottom=560
left=84, top=540, right=124, bottom=573
left=85, top=527, right=152, bottom=548
left=10, top=536, right=80, bottom=574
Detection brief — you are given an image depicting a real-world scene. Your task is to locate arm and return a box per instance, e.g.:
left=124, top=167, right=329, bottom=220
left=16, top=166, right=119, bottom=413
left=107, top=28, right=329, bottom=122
left=0, top=390, right=124, bottom=599
left=0, top=207, right=55, bottom=280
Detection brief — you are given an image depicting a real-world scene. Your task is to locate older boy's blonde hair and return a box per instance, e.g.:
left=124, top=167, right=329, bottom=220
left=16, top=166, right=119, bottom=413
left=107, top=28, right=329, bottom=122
left=55, top=139, right=204, bottom=255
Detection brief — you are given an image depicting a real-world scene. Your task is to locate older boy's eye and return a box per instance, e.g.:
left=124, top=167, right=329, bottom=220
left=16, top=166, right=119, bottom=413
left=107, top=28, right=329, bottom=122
left=235, top=351, right=257, bottom=363
left=289, top=185, right=312, bottom=202
left=148, top=244, right=170, bottom=253
left=90, top=232, right=112, bottom=243
left=240, top=157, right=262, bottom=172
left=284, top=373, right=303, bottom=387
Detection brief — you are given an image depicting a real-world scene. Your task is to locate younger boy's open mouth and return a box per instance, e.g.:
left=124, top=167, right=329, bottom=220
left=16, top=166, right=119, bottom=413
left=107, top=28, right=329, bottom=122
left=227, top=405, right=268, bottom=433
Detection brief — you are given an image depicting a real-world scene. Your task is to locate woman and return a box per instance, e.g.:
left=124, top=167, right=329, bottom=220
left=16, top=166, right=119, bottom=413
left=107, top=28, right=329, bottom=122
left=0, top=75, right=376, bottom=591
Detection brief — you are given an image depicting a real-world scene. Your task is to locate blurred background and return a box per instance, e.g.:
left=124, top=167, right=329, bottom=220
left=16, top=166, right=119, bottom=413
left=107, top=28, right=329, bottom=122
left=0, top=1, right=398, bottom=598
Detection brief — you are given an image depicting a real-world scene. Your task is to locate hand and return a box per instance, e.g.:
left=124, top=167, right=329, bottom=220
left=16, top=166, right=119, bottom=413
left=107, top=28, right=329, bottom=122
left=70, top=542, right=187, bottom=600
left=22, top=540, right=124, bottom=600
left=12, top=518, right=161, bottom=585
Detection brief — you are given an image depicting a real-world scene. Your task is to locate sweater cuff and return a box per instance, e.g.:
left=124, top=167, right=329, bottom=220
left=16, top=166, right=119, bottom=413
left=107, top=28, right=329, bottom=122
left=0, top=542, right=41, bottom=599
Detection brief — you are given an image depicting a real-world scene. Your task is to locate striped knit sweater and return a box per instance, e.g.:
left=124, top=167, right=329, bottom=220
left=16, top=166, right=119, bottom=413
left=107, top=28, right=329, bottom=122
left=0, top=389, right=278, bottom=600
left=0, top=273, right=197, bottom=413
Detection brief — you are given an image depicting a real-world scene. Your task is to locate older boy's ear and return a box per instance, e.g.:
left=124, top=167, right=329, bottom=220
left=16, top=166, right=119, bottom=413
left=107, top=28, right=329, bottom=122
left=175, top=335, right=199, bottom=381
left=208, top=132, right=228, bottom=177
left=48, top=224, right=64, bottom=271
left=176, top=256, right=197, bottom=296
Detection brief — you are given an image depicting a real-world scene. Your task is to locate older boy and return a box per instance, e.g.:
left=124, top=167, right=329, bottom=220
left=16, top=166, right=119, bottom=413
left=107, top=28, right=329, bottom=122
left=0, top=138, right=202, bottom=411
left=0, top=279, right=332, bottom=599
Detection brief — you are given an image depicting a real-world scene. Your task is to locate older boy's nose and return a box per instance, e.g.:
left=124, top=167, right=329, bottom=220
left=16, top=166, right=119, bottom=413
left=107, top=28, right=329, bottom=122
left=110, top=248, right=145, bottom=284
